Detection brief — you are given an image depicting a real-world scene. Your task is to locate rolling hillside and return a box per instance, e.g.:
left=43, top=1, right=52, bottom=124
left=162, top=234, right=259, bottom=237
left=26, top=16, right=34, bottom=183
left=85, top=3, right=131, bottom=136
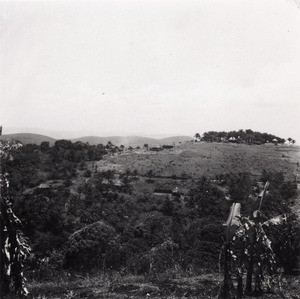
left=0, top=132, right=192, bottom=147
left=71, top=135, right=192, bottom=147
left=71, top=135, right=158, bottom=147
left=158, top=135, right=192, bottom=145
left=0, top=133, right=56, bottom=145
left=105, top=142, right=300, bottom=181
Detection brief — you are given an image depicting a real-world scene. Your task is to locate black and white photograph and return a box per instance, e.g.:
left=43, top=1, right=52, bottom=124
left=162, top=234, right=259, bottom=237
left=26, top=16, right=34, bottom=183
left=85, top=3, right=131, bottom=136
left=1, top=0, right=300, bottom=298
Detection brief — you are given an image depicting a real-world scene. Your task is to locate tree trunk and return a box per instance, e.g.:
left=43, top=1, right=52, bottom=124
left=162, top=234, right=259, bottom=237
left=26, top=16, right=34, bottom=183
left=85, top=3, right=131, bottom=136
left=218, top=242, right=236, bottom=299
left=237, top=274, right=243, bottom=299
left=245, top=259, right=253, bottom=294
left=254, top=266, right=263, bottom=295
left=1, top=197, right=26, bottom=297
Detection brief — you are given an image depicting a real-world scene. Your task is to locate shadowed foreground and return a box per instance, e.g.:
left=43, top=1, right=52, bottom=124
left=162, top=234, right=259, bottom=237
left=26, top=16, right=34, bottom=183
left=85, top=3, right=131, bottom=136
left=27, top=272, right=300, bottom=299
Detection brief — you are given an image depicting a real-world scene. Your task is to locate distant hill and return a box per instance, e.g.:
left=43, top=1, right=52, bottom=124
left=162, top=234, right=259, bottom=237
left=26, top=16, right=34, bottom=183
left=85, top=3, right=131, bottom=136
left=71, top=136, right=157, bottom=147
left=158, top=136, right=192, bottom=145
left=0, top=133, right=56, bottom=145
left=0, top=133, right=192, bottom=147
left=71, top=135, right=191, bottom=147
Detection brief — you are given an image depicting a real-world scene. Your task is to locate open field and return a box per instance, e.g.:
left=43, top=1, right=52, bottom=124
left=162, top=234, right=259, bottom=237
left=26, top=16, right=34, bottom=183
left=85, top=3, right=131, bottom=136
left=94, top=141, right=300, bottom=216
left=103, top=142, right=300, bottom=181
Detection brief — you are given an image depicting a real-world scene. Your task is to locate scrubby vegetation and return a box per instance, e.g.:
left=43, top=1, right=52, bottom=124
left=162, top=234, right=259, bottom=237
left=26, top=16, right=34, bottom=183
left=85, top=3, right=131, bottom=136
left=1, top=137, right=299, bottom=298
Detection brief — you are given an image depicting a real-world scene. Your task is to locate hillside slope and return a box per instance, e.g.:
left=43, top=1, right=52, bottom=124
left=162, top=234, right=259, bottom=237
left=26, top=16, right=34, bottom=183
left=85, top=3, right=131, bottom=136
left=0, top=133, right=56, bottom=145
left=159, top=135, right=192, bottom=144
left=71, top=135, right=191, bottom=147
left=71, top=136, right=157, bottom=147
left=0, top=133, right=191, bottom=147
left=106, top=142, right=300, bottom=181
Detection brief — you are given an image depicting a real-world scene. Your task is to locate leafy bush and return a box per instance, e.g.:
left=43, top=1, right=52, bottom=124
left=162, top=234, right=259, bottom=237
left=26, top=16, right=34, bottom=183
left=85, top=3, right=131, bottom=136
left=148, top=239, right=179, bottom=273
left=64, top=221, right=120, bottom=271
left=187, top=176, right=227, bottom=219
left=266, top=215, right=300, bottom=274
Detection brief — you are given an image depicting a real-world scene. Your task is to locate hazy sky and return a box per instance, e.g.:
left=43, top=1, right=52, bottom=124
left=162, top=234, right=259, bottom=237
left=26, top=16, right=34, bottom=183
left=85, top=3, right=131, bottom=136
left=1, top=0, right=300, bottom=139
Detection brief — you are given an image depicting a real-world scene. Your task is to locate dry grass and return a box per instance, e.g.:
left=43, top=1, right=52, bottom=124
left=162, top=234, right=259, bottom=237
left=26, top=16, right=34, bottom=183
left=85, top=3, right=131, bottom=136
left=27, top=272, right=300, bottom=299
left=106, top=143, right=300, bottom=181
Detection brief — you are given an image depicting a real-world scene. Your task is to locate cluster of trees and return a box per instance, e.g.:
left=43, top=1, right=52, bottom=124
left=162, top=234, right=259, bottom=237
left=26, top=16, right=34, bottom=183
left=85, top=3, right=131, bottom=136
left=3, top=139, right=112, bottom=195
left=287, top=137, right=296, bottom=145
left=1, top=140, right=299, bottom=292
left=195, top=129, right=288, bottom=144
left=12, top=171, right=230, bottom=274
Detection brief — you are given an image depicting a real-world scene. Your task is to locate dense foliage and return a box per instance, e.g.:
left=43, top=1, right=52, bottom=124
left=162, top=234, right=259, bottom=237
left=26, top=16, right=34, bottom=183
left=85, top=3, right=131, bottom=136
left=1, top=139, right=299, bottom=284
left=200, top=129, right=286, bottom=144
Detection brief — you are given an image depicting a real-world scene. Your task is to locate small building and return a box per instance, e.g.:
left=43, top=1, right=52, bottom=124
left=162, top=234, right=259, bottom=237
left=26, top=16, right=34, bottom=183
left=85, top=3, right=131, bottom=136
left=228, top=137, right=237, bottom=143
left=162, top=145, right=174, bottom=149
left=153, top=187, right=183, bottom=199
left=36, top=183, right=50, bottom=190
left=153, top=188, right=173, bottom=195
left=150, top=147, right=163, bottom=152
left=34, top=183, right=51, bottom=195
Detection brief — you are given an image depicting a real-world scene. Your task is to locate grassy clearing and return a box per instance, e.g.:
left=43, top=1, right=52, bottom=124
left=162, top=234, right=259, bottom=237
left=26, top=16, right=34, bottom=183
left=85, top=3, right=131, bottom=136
left=107, top=143, right=300, bottom=181
left=27, top=271, right=300, bottom=299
